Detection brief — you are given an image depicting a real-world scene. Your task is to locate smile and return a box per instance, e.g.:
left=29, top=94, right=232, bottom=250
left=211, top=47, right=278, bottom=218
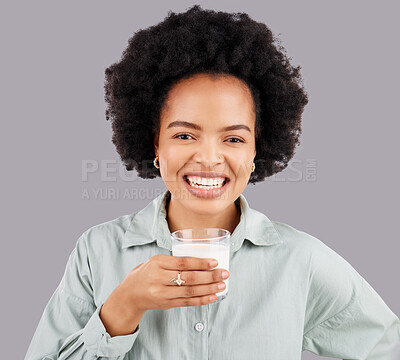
left=185, top=176, right=227, bottom=189
left=183, top=175, right=230, bottom=199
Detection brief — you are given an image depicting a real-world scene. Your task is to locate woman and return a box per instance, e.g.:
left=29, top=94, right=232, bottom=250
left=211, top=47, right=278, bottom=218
left=25, top=5, right=400, bottom=359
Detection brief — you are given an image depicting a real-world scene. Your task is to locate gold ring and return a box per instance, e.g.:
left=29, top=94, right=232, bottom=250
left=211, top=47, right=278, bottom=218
left=170, top=272, right=185, bottom=286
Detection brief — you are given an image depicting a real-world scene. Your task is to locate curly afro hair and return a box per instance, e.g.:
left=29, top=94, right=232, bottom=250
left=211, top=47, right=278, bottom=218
left=104, top=5, right=309, bottom=184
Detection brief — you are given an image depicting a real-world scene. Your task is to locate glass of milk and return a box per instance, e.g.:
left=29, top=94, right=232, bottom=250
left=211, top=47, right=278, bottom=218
left=171, top=228, right=230, bottom=302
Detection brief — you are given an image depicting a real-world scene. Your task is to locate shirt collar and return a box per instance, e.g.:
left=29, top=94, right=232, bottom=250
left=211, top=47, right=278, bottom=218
left=121, top=189, right=284, bottom=252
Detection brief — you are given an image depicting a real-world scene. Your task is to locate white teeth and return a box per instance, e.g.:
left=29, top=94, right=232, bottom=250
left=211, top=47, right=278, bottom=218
left=186, top=176, right=226, bottom=189
left=186, top=176, right=225, bottom=187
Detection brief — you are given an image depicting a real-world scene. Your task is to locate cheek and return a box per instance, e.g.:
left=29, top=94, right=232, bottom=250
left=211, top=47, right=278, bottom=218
left=160, top=144, right=189, bottom=174
left=227, top=153, right=252, bottom=175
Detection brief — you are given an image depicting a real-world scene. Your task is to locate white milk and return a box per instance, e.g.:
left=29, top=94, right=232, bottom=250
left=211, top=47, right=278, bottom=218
left=172, top=243, right=230, bottom=297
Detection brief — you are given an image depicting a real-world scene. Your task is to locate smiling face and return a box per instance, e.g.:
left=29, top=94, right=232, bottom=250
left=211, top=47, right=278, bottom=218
left=154, top=73, right=256, bottom=216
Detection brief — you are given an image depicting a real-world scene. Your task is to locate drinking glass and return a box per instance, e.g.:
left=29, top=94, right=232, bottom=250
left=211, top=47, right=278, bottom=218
left=171, top=228, right=230, bottom=302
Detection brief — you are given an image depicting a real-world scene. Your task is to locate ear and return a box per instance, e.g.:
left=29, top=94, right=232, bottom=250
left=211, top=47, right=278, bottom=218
left=253, top=148, right=256, bottom=159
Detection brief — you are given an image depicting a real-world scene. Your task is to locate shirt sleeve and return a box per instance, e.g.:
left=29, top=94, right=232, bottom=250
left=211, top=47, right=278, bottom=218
left=302, top=238, right=400, bottom=359
left=24, top=234, right=140, bottom=360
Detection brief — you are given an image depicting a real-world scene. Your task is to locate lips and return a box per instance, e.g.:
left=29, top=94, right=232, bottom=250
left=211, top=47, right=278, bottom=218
left=182, top=172, right=231, bottom=199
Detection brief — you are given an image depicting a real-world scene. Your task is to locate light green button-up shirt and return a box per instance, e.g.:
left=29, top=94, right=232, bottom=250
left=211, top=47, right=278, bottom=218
left=25, top=189, right=400, bottom=359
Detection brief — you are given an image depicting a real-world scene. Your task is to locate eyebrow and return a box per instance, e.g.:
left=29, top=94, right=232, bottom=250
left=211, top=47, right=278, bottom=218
left=166, top=120, right=251, bottom=133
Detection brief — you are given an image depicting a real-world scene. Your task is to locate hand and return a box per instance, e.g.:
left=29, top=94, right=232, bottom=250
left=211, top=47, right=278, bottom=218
left=100, top=254, right=229, bottom=336
left=119, top=254, right=229, bottom=312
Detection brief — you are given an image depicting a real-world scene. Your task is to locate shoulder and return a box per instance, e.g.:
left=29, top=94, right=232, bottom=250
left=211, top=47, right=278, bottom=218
left=272, top=220, right=353, bottom=264
left=76, top=212, right=137, bottom=255
left=271, top=219, right=363, bottom=286
left=270, top=220, right=327, bottom=257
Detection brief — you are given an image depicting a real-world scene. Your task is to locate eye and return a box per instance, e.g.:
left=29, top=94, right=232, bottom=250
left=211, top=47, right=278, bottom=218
left=226, top=137, right=244, bottom=143
left=174, top=133, right=194, bottom=140
left=173, top=134, right=244, bottom=143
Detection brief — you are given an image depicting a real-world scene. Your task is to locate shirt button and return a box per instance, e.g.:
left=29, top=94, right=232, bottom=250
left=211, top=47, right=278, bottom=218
left=194, top=322, right=204, bottom=332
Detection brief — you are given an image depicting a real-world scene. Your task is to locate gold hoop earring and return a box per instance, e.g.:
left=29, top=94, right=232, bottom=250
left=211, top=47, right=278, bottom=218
left=153, top=155, right=160, bottom=169
left=251, top=162, right=255, bottom=173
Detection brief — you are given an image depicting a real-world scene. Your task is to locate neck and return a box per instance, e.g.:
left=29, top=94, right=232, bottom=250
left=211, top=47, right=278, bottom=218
left=165, top=193, right=241, bottom=234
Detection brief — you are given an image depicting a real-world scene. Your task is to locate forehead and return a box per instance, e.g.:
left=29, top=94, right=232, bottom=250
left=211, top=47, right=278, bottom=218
left=167, top=73, right=252, bottom=101
left=160, top=73, right=255, bottom=126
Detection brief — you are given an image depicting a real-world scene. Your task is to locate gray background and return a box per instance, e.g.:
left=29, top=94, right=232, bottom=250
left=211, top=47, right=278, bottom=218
left=1, top=1, right=398, bottom=359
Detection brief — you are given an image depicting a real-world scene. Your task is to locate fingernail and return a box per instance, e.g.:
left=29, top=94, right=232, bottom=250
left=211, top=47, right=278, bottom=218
left=222, top=271, right=229, bottom=279
left=209, top=260, right=218, bottom=267
left=218, top=282, right=226, bottom=290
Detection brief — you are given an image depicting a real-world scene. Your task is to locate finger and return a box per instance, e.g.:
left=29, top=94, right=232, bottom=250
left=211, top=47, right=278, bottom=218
left=167, top=294, right=218, bottom=308
left=164, top=269, right=229, bottom=286
left=155, top=254, right=218, bottom=271
left=165, top=281, right=226, bottom=299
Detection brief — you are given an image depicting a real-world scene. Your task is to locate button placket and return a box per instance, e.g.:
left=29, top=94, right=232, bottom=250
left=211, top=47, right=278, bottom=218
left=191, top=304, right=208, bottom=359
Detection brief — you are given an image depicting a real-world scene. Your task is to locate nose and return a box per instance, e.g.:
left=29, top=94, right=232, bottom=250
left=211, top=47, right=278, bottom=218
left=192, top=138, right=224, bottom=168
